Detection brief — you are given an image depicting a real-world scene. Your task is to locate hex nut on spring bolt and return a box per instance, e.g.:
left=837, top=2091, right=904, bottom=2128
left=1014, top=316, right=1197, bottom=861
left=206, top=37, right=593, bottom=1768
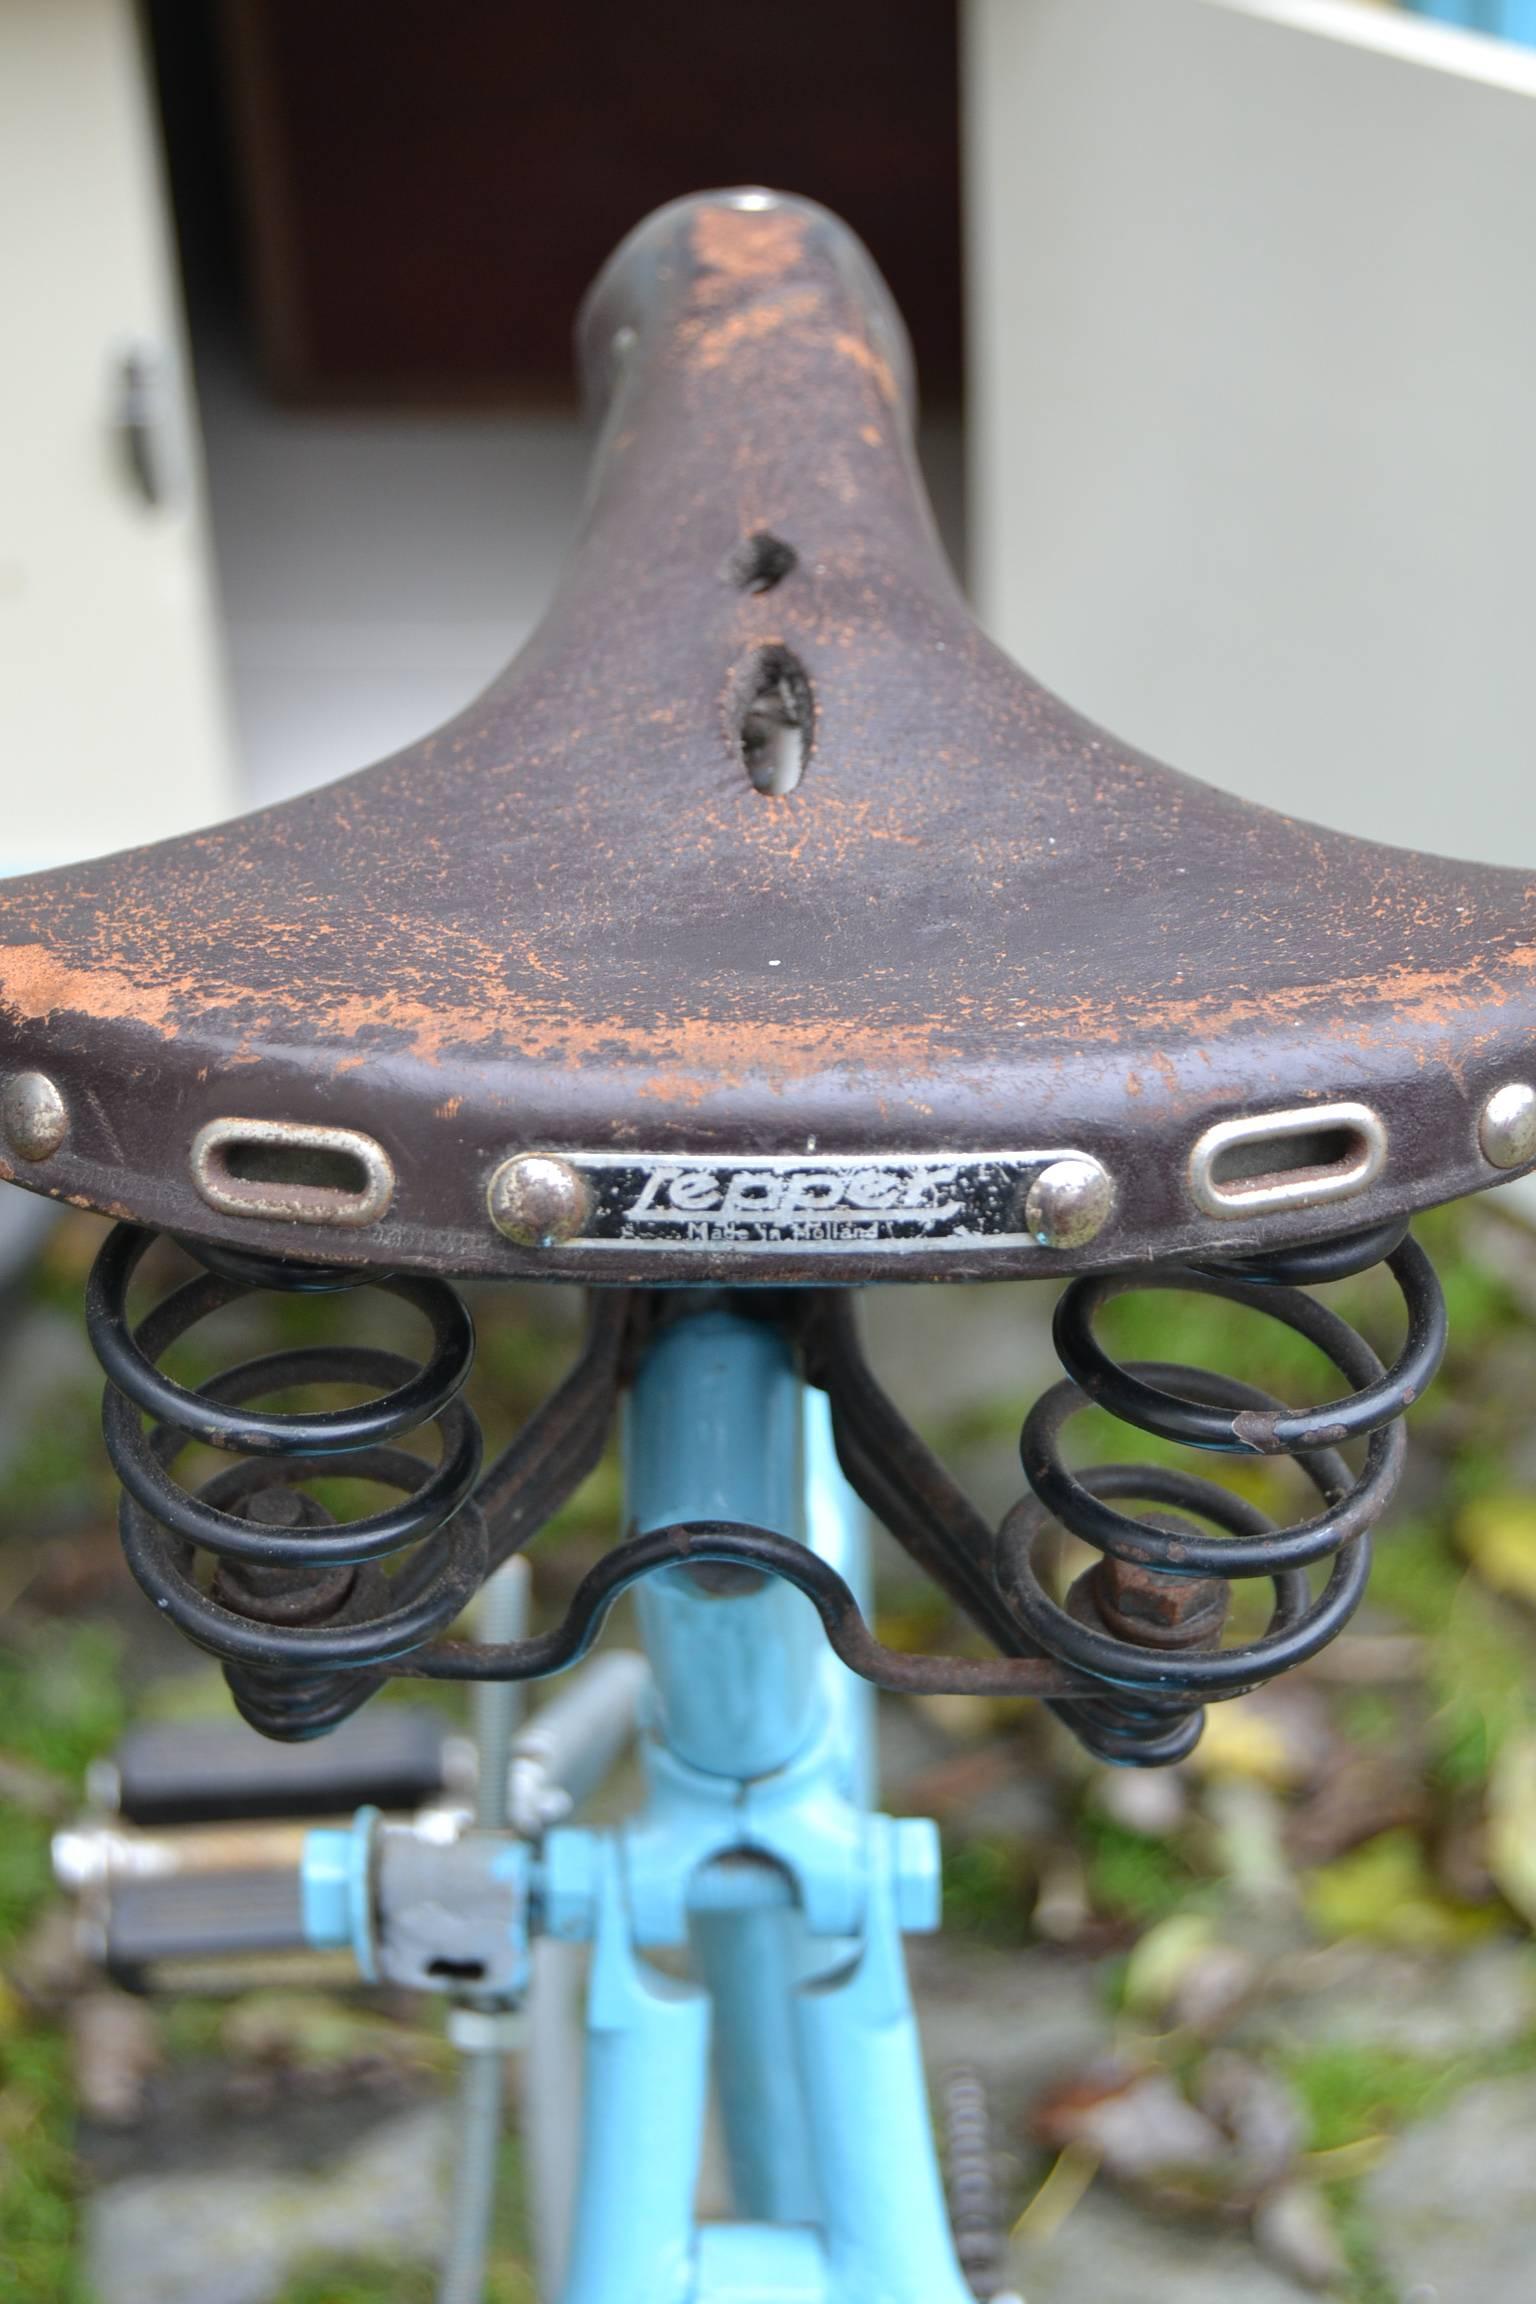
left=1024, top=1155, right=1114, bottom=1250
left=488, top=1153, right=592, bottom=1247
left=1479, top=1082, right=1536, bottom=1171
left=1092, top=1553, right=1230, bottom=1650
left=1, top=1071, right=68, bottom=1162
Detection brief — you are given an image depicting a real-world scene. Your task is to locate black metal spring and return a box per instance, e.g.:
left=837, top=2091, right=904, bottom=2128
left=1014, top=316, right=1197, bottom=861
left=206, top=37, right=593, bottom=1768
left=86, top=1223, right=487, bottom=1740
left=995, top=1219, right=1447, bottom=1766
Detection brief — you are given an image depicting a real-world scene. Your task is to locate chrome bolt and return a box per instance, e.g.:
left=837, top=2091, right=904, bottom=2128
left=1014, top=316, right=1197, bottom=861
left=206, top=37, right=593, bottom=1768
left=1479, top=1082, right=1536, bottom=1171
left=488, top=1153, right=591, bottom=1247
left=1, top=1071, right=68, bottom=1162
left=1025, top=1154, right=1114, bottom=1250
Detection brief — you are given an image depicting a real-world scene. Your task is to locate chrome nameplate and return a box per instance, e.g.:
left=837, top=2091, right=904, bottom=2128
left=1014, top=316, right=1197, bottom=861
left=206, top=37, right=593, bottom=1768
left=558, top=1150, right=1075, bottom=1254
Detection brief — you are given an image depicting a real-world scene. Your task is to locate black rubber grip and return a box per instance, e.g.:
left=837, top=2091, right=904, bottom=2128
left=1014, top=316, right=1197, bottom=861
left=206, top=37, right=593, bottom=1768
left=112, top=1708, right=454, bottom=1826
left=107, top=1870, right=306, bottom=1975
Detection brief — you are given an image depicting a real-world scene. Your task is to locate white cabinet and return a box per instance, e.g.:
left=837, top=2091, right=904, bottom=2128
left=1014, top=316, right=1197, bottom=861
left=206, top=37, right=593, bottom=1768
left=0, top=0, right=233, bottom=876
left=965, top=0, right=1536, bottom=868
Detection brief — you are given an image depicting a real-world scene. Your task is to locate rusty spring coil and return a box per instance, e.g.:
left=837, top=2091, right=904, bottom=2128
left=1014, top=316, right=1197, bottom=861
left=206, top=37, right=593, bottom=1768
left=995, top=1220, right=1447, bottom=1767
left=87, top=1223, right=487, bottom=1740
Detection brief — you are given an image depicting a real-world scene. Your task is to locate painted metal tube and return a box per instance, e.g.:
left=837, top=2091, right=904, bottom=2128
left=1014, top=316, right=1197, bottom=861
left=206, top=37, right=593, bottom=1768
left=517, top=1653, right=648, bottom=2295
left=626, top=1327, right=875, bottom=2239
left=794, top=1824, right=974, bottom=2304
left=690, top=1892, right=821, bottom=2227
left=509, top=1651, right=648, bottom=1828
left=564, top=1302, right=958, bottom=2301
left=802, top=1387, right=877, bottom=1811
left=524, top=1937, right=586, bottom=2302
left=558, top=1847, right=709, bottom=2304
left=626, top=1309, right=822, bottom=1781
left=439, top=1557, right=528, bottom=2304
left=626, top=1310, right=839, bottom=2232
left=693, top=1387, right=872, bottom=2230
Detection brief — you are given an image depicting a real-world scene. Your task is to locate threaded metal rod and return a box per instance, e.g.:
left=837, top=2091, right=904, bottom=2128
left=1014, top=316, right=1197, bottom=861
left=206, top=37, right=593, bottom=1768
left=438, top=1559, right=528, bottom=2304
left=944, top=2067, right=1019, bottom=2302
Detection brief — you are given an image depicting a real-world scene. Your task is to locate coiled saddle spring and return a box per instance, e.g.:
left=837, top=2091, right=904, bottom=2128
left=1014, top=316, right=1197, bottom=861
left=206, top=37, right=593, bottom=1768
left=996, top=1219, right=1447, bottom=1766
left=85, top=1214, right=1448, bottom=1764
left=87, top=1223, right=487, bottom=1739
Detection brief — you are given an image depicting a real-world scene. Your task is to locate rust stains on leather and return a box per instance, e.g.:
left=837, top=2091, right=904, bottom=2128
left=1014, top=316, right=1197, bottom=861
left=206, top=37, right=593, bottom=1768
left=0, top=944, right=181, bottom=1033
left=691, top=202, right=807, bottom=287
left=832, top=331, right=900, bottom=406
left=684, top=288, right=824, bottom=372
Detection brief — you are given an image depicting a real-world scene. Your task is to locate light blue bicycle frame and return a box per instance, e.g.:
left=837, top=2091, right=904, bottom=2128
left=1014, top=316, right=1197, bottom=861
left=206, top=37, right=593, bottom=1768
left=307, top=1298, right=975, bottom=2302
left=544, top=1303, right=973, bottom=2303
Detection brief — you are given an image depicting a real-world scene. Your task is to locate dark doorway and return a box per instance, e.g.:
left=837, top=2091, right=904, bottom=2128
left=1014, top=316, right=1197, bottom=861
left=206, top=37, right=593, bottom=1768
left=151, top=1, right=963, bottom=409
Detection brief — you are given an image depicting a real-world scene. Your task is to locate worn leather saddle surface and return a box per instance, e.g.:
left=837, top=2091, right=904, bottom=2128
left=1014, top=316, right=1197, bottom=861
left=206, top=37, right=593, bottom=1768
left=2, top=191, right=1534, bottom=1282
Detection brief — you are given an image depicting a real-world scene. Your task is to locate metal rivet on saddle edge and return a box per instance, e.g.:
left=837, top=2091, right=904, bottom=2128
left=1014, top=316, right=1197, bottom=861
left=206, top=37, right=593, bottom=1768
left=1479, top=1081, right=1536, bottom=1171
left=1023, top=1155, right=1114, bottom=1250
left=2, top=1071, right=68, bottom=1162
left=488, top=1153, right=593, bottom=1247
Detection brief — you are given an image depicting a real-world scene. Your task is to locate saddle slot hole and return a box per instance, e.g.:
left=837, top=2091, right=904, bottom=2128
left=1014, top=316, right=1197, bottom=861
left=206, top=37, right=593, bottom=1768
left=727, top=531, right=798, bottom=594
left=225, top=1142, right=369, bottom=1195
left=191, top=1120, right=396, bottom=1228
left=1189, top=1102, right=1386, bottom=1219
left=735, top=645, right=814, bottom=797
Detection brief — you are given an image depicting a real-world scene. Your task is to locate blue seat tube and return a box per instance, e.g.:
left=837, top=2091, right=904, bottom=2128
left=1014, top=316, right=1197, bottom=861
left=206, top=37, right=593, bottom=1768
left=625, top=1305, right=825, bottom=1780
left=623, top=1302, right=834, bottom=2232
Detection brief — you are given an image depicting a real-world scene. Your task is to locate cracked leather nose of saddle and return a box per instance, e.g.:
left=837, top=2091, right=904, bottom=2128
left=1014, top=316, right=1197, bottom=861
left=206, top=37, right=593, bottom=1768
left=2, top=187, right=1535, bottom=1282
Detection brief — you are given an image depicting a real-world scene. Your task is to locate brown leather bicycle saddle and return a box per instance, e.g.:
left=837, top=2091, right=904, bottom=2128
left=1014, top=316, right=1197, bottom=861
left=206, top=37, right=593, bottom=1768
left=2, top=190, right=1534, bottom=1283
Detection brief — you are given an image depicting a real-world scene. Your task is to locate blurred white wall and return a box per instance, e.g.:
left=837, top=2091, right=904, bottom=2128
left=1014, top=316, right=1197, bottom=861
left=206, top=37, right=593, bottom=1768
left=965, top=0, right=1536, bottom=870
left=0, top=0, right=232, bottom=876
